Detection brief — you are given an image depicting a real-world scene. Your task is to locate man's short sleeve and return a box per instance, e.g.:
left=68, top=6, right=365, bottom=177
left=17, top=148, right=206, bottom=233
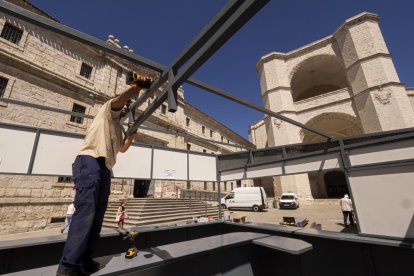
left=108, top=99, right=121, bottom=119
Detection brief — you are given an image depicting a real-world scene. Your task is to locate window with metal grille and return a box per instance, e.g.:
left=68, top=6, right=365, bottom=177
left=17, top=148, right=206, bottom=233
left=58, top=176, right=73, bottom=183
left=1, top=23, right=23, bottom=44
left=79, top=63, right=93, bottom=79
left=0, top=77, right=8, bottom=97
left=70, top=103, right=86, bottom=124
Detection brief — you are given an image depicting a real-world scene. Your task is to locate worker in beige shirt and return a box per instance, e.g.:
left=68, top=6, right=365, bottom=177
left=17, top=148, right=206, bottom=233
left=339, top=194, right=354, bottom=227
left=57, top=76, right=153, bottom=276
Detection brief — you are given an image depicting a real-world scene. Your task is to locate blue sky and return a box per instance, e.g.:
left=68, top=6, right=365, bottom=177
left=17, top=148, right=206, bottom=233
left=28, top=0, right=414, bottom=140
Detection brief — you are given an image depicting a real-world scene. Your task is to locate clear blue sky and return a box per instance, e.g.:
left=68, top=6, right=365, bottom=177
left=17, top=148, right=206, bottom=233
left=28, top=0, right=414, bottom=140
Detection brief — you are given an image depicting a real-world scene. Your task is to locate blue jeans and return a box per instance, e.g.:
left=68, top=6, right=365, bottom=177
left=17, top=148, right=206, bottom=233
left=62, top=215, right=73, bottom=232
left=58, top=155, right=111, bottom=272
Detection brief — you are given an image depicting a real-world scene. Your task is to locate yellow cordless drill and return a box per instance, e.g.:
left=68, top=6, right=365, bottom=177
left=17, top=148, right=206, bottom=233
left=127, top=71, right=154, bottom=89
left=124, top=230, right=139, bottom=259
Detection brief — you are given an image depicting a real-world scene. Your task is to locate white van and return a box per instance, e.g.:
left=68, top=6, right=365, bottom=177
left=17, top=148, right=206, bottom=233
left=220, top=187, right=268, bottom=212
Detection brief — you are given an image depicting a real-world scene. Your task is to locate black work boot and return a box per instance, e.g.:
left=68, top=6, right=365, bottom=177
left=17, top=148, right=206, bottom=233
left=82, top=259, right=100, bottom=273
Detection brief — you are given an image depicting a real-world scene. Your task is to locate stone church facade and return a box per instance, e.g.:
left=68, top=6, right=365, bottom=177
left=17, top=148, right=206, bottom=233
left=0, top=0, right=253, bottom=233
left=249, top=12, right=414, bottom=199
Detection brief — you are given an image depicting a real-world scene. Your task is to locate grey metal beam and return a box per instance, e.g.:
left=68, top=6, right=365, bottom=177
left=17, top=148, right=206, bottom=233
left=127, top=0, right=261, bottom=113
left=127, top=0, right=258, bottom=121
left=125, top=0, right=270, bottom=137
left=217, top=129, right=414, bottom=172
left=187, top=79, right=333, bottom=139
left=167, top=69, right=178, bottom=112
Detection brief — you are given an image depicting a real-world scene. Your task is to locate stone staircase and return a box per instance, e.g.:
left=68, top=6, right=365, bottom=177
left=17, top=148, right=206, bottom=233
left=102, top=198, right=220, bottom=229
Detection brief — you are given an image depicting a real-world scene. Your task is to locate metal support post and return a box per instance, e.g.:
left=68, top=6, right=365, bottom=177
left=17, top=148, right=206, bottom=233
left=168, top=68, right=178, bottom=112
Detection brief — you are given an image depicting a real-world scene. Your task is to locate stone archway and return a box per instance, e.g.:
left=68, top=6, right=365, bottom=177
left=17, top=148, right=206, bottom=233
left=290, top=55, right=348, bottom=102
left=302, top=113, right=361, bottom=198
left=301, top=112, right=363, bottom=143
left=324, top=171, right=348, bottom=198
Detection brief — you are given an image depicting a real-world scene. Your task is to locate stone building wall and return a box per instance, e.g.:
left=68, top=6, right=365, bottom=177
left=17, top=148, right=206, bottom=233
left=0, top=6, right=253, bottom=233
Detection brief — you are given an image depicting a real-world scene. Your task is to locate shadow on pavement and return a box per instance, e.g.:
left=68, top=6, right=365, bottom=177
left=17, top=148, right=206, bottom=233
left=337, top=223, right=358, bottom=234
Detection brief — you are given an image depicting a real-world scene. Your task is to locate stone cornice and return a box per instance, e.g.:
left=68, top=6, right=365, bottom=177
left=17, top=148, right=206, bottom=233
left=261, top=86, right=291, bottom=97
left=333, top=12, right=380, bottom=38
left=256, top=36, right=333, bottom=70
left=295, top=97, right=353, bottom=115
left=345, top=52, right=392, bottom=72
left=352, top=81, right=405, bottom=98
left=0, top=197, right=72, bottom=205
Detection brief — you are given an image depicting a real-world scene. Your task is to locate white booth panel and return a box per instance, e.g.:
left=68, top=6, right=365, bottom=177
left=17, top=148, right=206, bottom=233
left=0, top=128, right=37, bottom=173
left=349, top=165, right=414, bottom=239
left=285, top=153, right=340, bottom=174
left=246, top=162, right=283, bottom=179
left=349, top=139, right=414, bottom=166
left=221, top=168, right=244, bottom=181
left=188, top=154, right=216, bottom=181
left=113, top=146, right=152, bottom=179
left=152, top=149, right=187, bottom=180
left=31, top=133, right=83, bottom=175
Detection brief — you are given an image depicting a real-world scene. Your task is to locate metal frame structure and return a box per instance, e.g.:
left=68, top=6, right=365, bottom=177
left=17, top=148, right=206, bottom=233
left=0, top=0, right=331, bottom=140
left=1, top=0, right=414, bottom=241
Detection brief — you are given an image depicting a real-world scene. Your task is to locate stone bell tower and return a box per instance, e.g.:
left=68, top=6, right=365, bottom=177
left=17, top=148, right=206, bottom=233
left=256, top=54, right=313, bottom=200
left=253, top=12, right=414, bottom=200
left=333, top=13, right=414, bottom=132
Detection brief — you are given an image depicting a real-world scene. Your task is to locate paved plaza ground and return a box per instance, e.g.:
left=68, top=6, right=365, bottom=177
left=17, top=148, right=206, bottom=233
left=0, top=199, right=357, bottom=242
left=228, top=199, right=358, bottom=233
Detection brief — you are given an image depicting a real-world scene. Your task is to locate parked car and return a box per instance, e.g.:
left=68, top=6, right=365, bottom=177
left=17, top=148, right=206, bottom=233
left=220, top=187, right=268, bottom=212
left=276, top=193, right=299, bottom=209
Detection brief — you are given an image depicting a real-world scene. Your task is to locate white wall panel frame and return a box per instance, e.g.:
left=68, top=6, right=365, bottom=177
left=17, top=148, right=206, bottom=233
left=246, top=162, right=283, bottom=179
left=31, top=133, right=83, bottom=176
left=284, top=153, right=341, bottom=174
left=188, top=154, right=216, bottom=181
left=0, top=128, right=37, bottom=173
left=152, top=149, right=188, bottom=180
left=221, top=168, right=245, bottom=181
left=349, top=140, right=414, bottom=166
left=348, top=165, right=414, bottom=239
left=113, top=146, right=152, bottom=179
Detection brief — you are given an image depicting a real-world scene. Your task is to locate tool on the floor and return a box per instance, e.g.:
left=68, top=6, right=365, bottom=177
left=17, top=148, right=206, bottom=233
left=124, top=230, right=139, bottom=259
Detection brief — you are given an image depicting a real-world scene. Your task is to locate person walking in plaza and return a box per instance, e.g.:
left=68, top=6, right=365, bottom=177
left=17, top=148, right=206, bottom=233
left=57, top=75, right=153, bottom=276
left=340, top=194, right=354, bottom=227
left=116, top=202, right=128, bottom=229
left=61, top=202, right=75, bottom=234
